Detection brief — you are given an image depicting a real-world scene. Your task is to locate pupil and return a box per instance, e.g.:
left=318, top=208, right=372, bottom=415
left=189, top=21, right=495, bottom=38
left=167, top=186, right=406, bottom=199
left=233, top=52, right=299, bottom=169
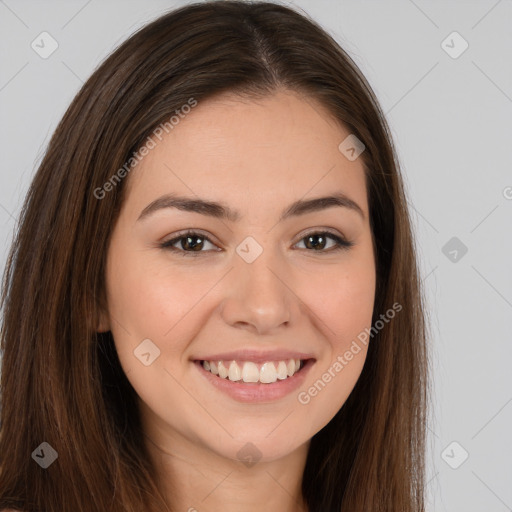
left=306, top=234, right=325, bottom=250
left=181, top=234, right=327, bottom=251
left=183, top=236, right=203, bottom=251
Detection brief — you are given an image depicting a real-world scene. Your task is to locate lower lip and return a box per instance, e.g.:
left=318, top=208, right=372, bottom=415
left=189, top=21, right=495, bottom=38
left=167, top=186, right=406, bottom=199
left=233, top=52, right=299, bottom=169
left=193, top=359, right=315, bottom=403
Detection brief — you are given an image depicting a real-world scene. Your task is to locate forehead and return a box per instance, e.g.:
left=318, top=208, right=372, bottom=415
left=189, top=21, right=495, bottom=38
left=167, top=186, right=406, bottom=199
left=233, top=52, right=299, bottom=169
left=122, top=90, right=368, bottom=219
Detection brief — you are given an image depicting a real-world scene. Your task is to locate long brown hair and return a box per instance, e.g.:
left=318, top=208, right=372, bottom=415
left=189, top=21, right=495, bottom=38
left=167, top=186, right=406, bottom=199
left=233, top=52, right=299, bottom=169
left=0, top=1, right=430, bottom=511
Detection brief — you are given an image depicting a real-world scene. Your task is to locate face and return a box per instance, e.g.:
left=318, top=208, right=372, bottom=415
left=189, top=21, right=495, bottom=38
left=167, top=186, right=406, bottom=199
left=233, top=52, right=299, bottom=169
left=100, top=89, right=376, bottom=466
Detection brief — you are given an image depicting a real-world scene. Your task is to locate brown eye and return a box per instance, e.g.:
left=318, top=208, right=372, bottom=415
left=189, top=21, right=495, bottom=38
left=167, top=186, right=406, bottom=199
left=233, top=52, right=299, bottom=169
left=160, top=231, right=218, bottom=256
left=295, top=231, right=353, bottom=252
left=160, top=229, right=353, bottom=257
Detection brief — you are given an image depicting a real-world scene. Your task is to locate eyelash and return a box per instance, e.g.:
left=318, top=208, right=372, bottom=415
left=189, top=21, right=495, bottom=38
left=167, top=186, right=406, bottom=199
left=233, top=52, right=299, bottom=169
left=159, top=229, right=354, bottom=257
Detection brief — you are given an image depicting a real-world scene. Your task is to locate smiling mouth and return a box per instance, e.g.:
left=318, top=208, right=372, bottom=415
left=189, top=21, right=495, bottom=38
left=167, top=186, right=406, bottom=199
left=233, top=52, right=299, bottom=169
left=194, top=358, right=313, bottom=384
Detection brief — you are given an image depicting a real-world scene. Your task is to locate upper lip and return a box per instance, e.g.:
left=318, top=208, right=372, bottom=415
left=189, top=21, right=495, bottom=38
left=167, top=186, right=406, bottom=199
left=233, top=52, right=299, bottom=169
left=193, top=349, right=316, bottom=364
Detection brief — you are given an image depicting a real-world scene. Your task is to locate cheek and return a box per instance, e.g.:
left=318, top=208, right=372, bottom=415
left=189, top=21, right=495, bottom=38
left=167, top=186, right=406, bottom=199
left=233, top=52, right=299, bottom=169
left=301, top=248, right=376, bottom=346
left=106, top=247, right=194, bottom=334
left=322, top=274, right=376, bottom=344
left=296, top=286, right=374, bottom=439
left=104, top=250, right=208, bottom=417
left=105, top=247, right=218, bottom=375
left=293, top=250, right=375, bottom=434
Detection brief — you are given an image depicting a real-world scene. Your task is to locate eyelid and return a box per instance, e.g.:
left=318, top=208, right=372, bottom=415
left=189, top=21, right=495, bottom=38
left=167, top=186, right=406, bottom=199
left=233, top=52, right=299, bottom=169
left=159, top=229, right=220, bottom=254
left=160, top=227, right=353, bottom=255
left=161, top=228, right=217, bottom=244
left=293, top=226, right=348, bottom=244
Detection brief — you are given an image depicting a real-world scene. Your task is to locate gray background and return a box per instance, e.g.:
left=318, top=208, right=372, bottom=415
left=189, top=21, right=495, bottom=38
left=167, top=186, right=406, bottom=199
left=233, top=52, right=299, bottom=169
left=1, top=1, right=511, bottom=510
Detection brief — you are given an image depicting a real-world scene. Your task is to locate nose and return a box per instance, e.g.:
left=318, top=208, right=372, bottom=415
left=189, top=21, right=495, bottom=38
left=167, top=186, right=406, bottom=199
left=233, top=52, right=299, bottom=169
left=219, top=248, right=297, bottom=335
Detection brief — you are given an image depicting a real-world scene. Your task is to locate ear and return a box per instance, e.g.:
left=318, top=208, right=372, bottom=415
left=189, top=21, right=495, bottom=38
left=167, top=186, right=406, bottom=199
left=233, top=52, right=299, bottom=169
left=96, top=308, right=111, bottom=333
left=89, top=292, right=111, bottom=333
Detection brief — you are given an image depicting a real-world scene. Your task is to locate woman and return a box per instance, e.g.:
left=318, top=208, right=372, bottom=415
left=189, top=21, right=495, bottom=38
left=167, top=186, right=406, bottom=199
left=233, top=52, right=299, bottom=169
left=0, top=1, right=430, bottom=511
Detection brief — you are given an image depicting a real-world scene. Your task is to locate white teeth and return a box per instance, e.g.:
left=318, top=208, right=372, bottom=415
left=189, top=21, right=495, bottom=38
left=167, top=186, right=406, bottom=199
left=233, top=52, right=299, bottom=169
left=276, top=361, right=288, bottom=380
left=242, top=362, right=260, bottom=383
left=228, top=361, right=241, bottom=381
left=201, top=358, right=306, bottom=384
left=217, top=361, right=228, bottom=379
left=260, top=362, right=277, bottom=383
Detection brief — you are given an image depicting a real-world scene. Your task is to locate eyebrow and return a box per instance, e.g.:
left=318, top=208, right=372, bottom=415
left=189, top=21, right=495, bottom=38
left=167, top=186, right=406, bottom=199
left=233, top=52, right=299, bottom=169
left=137, top=192, right=365, bottom=223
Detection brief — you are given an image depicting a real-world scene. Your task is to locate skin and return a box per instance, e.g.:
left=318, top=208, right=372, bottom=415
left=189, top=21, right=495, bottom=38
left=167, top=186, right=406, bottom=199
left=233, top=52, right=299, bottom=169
left=98, top=89, right=376, bottom=512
